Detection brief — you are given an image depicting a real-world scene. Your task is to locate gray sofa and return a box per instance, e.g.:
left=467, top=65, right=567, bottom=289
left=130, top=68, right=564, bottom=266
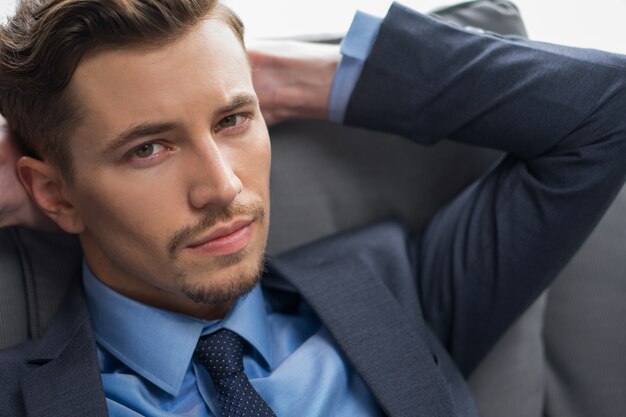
left=1, top=1, right=625, bottom=416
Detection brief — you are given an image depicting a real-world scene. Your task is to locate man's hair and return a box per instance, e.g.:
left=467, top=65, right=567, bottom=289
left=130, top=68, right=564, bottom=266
left=0, top=0, right=244, bottom=180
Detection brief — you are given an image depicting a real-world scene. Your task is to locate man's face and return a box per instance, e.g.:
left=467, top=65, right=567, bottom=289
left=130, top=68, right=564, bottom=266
left=64, top=18, right=271, bottom=318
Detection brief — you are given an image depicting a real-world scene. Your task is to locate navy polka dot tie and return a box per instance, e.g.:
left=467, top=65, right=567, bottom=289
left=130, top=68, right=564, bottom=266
left=195, top=329, right=277, bottom=417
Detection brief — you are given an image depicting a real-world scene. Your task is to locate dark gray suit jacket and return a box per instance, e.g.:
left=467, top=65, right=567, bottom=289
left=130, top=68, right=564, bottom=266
left=2, top=4, right=625, bottom=417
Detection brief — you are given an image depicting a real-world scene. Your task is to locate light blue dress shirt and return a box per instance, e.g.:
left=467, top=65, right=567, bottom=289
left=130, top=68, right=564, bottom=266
left=329, top=11, right=383, bottom=123
left=83, top=263, right=382, bottom=416
left=82, top=11, right=387, bottom=417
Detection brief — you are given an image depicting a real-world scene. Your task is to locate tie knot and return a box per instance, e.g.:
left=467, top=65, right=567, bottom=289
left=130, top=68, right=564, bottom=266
left=195, top=329, right=245, bottom=379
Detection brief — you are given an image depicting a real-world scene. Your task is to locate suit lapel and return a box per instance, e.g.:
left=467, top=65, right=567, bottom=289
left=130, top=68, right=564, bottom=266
left=19, top=279, right=108, bottom=417
left=267, top=250, right=456, bottom=417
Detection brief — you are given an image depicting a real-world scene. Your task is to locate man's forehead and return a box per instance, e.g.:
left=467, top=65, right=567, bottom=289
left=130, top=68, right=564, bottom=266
left=72, top=18, right=249, bottom=96
left=68, top=18, right=253, bottom=138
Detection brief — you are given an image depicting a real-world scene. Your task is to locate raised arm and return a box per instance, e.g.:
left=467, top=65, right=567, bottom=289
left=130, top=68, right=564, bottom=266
left=250, top=3, right=626, bottom=375
left=345, top=4, right=626, bottom=374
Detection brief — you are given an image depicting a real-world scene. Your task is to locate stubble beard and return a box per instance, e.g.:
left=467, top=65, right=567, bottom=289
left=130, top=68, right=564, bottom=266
left=177, top=238, right=267, bottom=305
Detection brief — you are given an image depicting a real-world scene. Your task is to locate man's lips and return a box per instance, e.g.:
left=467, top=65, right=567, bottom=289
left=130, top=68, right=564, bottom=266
left=185, top=218, right=254, bottom=256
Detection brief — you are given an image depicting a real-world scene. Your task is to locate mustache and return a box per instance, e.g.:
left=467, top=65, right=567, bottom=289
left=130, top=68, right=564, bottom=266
left=167, top=201, right=265, bottom=257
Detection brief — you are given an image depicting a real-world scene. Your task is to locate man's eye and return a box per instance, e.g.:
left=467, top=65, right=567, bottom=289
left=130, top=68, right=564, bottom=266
left=133, top=143, right=163, bottom=158
left=216, top=114, right=246, bottom=131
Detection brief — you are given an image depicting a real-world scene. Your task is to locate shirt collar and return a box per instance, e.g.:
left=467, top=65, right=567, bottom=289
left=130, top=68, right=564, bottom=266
left=82, top=262, right=273, bottom=396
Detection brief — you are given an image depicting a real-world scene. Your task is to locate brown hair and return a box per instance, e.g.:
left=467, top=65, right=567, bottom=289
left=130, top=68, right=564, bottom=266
left=0, top=0, right=244, bottom=180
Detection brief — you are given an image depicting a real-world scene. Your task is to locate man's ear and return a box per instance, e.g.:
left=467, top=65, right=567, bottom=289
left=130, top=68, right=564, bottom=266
left=16, top=156, right=85, bottom=233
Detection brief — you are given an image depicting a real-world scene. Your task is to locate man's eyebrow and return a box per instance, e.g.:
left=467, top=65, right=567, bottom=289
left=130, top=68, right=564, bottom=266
left=104, top=94, right=257, bottom=153
left=216, top=93, right=258, bottom=115
left=106, top=122, right=177, bottom=153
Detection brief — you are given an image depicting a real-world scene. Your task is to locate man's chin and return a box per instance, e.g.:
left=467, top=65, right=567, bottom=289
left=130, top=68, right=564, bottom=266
left=179, top=250, right=265, bottom=305
left=181, top=273, right=260, bottom=305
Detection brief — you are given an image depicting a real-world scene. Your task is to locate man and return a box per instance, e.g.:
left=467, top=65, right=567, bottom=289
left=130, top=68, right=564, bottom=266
left=0, top=1, right=625, bottom=416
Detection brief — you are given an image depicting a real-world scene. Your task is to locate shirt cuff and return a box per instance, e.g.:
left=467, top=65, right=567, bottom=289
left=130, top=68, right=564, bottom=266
left=328, top=11, right=383, bottom=124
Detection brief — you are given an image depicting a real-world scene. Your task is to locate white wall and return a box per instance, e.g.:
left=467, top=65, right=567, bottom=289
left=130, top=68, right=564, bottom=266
left=0, top=0, right=15, bottom=21
left=1, top=0, right=625, bottom=53
left=226, top=0, right=626, bottom=54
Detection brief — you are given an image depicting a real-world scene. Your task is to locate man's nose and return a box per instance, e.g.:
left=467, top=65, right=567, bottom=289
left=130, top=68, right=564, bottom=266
left=187, top=141, right=242, bottom=209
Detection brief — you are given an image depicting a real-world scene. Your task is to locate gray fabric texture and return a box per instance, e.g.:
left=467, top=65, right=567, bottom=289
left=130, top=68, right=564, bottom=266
left=0, top=228, right=83, bottom=349
left=432, top=0, right=528, bottom=37
left=0, top=229, right=28, bottom=348
left=468, top=294, right=547, bottom=417
left=543, top=183, right=626, bottom=417
left=14, top=228, right=82, bottom=339
left=266, top=121, right=501, bottom=254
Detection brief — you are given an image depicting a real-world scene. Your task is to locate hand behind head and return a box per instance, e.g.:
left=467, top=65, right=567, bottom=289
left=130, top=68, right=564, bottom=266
left=247, top=40, right=339, bottom=126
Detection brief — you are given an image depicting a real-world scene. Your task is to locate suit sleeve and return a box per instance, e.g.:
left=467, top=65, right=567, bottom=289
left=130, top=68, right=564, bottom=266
left=344, top=3, right=626, bottom=375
